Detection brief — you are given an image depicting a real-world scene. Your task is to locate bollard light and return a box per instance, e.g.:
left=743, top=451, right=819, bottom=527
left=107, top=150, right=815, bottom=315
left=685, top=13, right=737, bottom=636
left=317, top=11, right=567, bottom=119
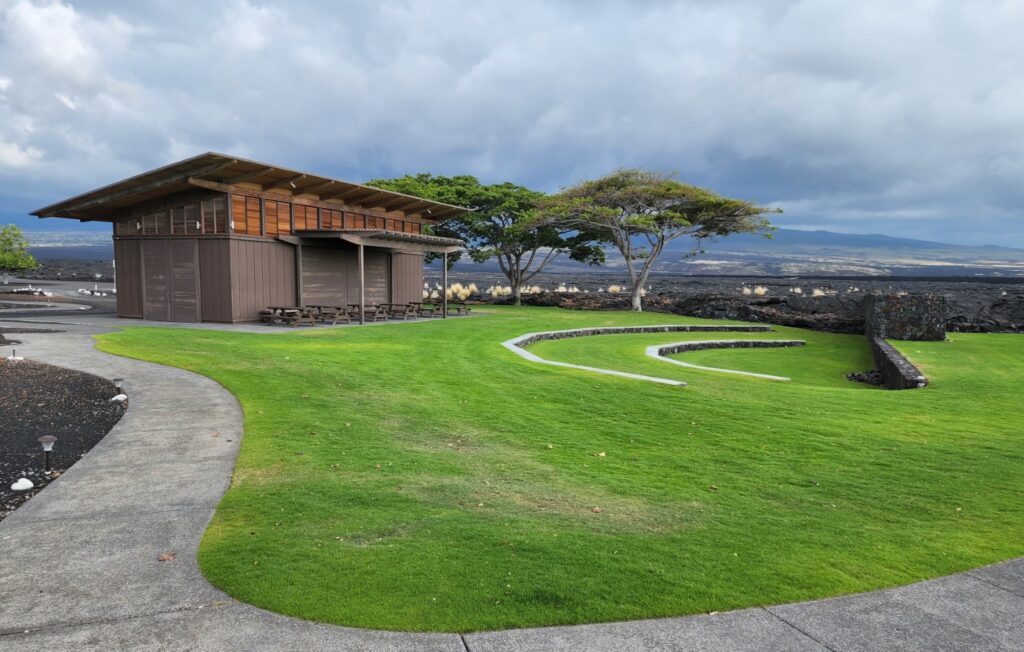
left=112, top=377, right=124, bottom=394
left=38, top=435, right=57, bottom=472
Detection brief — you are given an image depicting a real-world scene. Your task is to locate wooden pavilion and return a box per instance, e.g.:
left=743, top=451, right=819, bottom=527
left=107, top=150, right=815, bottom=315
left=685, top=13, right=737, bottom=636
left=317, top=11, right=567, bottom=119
left=32, top=153, right=468, bottom=323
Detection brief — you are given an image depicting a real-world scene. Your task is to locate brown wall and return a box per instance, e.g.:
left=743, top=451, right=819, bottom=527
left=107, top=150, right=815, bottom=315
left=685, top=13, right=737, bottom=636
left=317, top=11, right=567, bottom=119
left=114, top=235, right=425, bottom=323
left=300, top=245, right=391, bottom=307
left=391, top=252, right=424, bottom=304
left=229, top=238, right=297, bottom=322
left=198, top=239, right=233, bottom=322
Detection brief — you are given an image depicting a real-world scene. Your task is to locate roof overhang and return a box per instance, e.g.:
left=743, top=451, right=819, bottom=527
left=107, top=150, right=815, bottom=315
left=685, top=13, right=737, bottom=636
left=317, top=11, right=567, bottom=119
left=32, top=152, right=471, bottom=223
left=292, top=229, right=463, bottom=254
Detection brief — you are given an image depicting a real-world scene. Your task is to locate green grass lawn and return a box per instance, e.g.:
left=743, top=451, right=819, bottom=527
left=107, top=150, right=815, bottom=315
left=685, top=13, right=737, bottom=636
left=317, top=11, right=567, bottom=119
left=96, top=306, right=1024, bottom=632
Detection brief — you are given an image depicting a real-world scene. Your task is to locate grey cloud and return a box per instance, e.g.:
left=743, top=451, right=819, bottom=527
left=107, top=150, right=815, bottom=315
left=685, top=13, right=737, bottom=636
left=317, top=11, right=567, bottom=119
left=0, top=0, right=1022, bottom=247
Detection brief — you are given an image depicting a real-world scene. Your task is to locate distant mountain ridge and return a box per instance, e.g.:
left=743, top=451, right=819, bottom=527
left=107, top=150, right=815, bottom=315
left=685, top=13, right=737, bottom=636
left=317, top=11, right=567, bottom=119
left=695, top=229, right=1024, bottom=258
left=22, top=228, right=1024, bottom=277
left=449, top=228, right=1024, bottom=277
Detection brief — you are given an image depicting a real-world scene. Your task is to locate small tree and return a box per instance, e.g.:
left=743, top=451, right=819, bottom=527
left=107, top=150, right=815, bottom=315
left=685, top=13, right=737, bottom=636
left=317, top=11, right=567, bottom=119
left=539, top=169, right=777, bottom=311
left=368, top=174, right=603, bottom=305
left=0, top=224, right=36, bottom=284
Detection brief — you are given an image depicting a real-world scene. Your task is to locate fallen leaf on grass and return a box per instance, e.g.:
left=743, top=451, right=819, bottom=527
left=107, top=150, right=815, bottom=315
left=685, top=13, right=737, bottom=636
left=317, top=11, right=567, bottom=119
left=592, top=507, right=603, bottom=513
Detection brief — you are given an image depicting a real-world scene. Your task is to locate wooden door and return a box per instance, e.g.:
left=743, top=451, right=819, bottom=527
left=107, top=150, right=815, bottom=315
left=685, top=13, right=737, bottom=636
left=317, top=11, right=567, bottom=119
left=142, top=240, right=169, bottom=321
left=142, top=240, right=200, bottom=322
left=168, top=240, right=199, bottom=322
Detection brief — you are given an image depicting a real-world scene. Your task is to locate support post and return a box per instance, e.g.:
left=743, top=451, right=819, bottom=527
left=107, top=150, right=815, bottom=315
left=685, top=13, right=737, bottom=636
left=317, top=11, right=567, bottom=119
left=358, top=243, right=365, bottom=325
left=294, top=243, right=303, bottom=306
left=442, top=251, right=448, bottom=319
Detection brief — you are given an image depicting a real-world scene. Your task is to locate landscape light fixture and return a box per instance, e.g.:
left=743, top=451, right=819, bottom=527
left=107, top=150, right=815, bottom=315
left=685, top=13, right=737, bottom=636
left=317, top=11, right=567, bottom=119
left=113, top=377, right=124, bottom=394
left=38, top=435, right=57, bottom=472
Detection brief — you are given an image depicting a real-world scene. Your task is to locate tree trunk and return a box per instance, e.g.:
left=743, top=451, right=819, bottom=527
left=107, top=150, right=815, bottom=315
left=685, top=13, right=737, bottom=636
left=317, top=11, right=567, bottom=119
left=513, top=287, right=522, bottom=306
left=631, top=264, right=654, bottom=312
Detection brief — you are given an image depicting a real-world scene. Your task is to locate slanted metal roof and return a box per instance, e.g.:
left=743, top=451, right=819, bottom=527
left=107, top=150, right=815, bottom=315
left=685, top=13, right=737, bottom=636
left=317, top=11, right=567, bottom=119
left=32, top=152, right=471, bottom=222
left=293, top=229, right=463, bottom=254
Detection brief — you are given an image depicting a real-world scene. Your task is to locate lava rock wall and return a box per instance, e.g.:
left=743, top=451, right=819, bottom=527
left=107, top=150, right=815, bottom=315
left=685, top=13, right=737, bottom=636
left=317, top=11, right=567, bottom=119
left=870, top=337, right=929, bottom=389
left=865, top=293, right=947, bottom=341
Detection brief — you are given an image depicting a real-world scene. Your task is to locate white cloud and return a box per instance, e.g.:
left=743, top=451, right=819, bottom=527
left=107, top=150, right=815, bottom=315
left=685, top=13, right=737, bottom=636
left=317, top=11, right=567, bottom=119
left=0, top=142, right=43, bottom=167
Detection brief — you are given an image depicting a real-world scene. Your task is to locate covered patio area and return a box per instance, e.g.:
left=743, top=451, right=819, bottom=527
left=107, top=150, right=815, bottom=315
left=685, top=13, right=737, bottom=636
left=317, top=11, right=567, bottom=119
left=281, top=228, right=462, bottom=325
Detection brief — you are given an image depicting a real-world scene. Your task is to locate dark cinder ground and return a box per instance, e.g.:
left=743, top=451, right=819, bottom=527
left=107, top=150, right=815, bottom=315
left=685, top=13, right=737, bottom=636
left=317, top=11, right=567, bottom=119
left=0, top=359, right=125, bottom=520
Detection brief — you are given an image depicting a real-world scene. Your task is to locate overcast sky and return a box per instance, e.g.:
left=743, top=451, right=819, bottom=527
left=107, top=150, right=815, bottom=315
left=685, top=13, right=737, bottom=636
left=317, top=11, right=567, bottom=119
left=1, top=0, right=1022, bottom=247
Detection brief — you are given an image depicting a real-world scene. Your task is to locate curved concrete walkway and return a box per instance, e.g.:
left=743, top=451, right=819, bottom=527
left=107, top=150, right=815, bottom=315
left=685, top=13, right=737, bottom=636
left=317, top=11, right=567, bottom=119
left=2, top=318, right=1023, bottom=651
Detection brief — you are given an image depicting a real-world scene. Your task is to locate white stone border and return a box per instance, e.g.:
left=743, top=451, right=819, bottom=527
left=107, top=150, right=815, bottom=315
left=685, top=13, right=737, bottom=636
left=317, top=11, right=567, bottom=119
left=501, top=324, right=777, bottom=387
left=646, top=340, right=806, bottom=381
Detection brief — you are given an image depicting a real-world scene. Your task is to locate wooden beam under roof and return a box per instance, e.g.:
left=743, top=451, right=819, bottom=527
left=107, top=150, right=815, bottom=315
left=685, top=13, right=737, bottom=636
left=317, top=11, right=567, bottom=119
left=388, top=198, right=431, bottom=212
left=264, top=174, right=306, bottom=190
left=331, top=187, right=380, bottom=202
left=297, top=179, right=337, bottom=196
left=221, top=166, right=275, bottom=185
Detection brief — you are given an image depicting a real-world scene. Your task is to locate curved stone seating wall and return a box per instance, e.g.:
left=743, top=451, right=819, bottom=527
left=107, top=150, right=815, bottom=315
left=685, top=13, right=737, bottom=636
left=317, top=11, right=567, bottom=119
left=509, top=324, right=772, bottom=348
left=647, top=339, right=806, bottom=381
left=502, top=325, right=776, bottom=387
left=870, top=337, right=929, bottom=389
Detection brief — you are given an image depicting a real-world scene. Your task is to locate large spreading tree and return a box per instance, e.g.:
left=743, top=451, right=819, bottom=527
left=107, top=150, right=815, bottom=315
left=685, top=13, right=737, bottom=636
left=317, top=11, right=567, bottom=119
left=0, top=224, right=36, bottom=284
left=539, top=169, right=777, bottom=311
left=368, top=174, right=602, bottom=305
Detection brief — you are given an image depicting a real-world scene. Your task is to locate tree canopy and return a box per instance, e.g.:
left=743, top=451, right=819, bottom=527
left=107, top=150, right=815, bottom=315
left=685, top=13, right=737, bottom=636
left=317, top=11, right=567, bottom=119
left=0, top=224, right=36, bottom=279
left=538, top=169, right=777, bottom=310
left=368, top=174, right=603, bottom=304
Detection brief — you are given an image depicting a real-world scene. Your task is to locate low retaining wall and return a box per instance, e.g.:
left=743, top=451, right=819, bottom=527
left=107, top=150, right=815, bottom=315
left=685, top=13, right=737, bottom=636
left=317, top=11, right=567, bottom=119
left=655, top=339, right=805, bottom=355
left=510, top=324, right=772, bottom=348
left=870, top=337, right=928, bottom=389
left=647, top=339, right=805, bottom=381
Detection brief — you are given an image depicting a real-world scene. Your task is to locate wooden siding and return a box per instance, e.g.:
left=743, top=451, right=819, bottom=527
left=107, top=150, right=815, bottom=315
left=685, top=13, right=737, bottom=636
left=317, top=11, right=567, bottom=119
left=198, top=239, right=233, bottom=322
left=301, top=245, right=390, bottom=306
left=229, top=239, right=296, bottom=321
left=141, top=240, right=170, bottom=321
left=390, top=252, right=424, bottom=304
left=113, top=238, right=143, bottom=318
left=231, top=194, right=262, bottom=236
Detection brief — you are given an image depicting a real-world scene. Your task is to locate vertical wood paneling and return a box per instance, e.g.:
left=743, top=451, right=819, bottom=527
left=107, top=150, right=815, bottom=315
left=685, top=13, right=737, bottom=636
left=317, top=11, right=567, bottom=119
left=114, top=239, right=143, bottom=318
left=300, top=246, right=393, bottom=306
left=198, top=239, right=232, bottom=322
left=168, top=240, right=199, bottom=322
left=227, top=238, right=297, bottom=321
left=390, top=252, right=424, bottom=304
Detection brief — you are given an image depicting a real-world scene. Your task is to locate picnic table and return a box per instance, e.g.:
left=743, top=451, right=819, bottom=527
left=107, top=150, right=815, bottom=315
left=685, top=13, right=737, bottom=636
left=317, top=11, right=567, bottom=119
left=265, top=306, right=318, bottom=327
left=308, top=305, right=352, bottom=325
left=346, top=303, right=389, bottom=322
left=388, top=303, right=419, bottom=320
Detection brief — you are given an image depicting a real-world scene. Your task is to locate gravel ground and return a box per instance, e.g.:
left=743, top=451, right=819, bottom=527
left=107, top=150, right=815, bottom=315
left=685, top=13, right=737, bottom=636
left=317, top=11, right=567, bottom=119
left=0, top=359, right=126, bottom=520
